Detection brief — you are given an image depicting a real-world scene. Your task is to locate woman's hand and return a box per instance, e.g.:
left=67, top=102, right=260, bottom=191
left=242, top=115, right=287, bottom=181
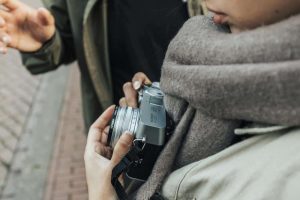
left=0, top=0, right=55, bottom=53
left=84, top=105, right=134, bottom=200
left=119, top=72, right=152, bottom=107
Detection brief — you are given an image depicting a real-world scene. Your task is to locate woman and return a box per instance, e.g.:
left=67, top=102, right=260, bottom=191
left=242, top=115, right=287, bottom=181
left=84, top=0, right=300, bottom=199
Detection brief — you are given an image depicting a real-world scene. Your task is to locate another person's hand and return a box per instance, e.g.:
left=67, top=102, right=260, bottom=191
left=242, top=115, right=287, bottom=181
left=84, top=105, right=134, bottom=200
left=0, top=0, right=55, bottom=53
left=119, top=72, right=152, bottom=107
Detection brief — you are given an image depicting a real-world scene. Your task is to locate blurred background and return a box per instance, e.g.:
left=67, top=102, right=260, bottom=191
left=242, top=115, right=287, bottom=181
left=0, top=0, right=88, bottom=200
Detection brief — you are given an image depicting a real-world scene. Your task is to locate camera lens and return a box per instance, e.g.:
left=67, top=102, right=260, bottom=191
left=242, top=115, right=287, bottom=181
left=108, top=106, right=140, bottom=148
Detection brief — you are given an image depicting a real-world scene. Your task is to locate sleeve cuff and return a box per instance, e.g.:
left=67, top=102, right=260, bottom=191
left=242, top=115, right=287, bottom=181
left=21, top=31, right=62, bottom=75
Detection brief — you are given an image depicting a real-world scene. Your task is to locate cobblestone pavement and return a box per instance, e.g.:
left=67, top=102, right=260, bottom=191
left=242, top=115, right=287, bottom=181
left=0, top=0, right=43, bottom=194
left=44, top=66, right=88, bottom=200
left=1, top=51, right=87, bottom=200
left=0, top=0, right=89, bottom=199
left=0, top=50, right=40, bottom=193
left=1, top=50, right=87, bottom=200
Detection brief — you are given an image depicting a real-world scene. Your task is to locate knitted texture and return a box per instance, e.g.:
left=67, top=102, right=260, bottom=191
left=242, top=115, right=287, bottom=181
left=136, top=14, right=300, bottom=199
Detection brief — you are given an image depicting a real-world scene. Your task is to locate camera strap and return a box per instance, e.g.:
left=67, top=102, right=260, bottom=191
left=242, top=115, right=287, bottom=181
left=111, top=145, right=142, bottom=200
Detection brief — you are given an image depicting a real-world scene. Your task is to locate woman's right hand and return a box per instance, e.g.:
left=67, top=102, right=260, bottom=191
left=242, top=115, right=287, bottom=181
left=119, top=72, right=152, bottom=108
left=0, top=0, right=55, bottom=53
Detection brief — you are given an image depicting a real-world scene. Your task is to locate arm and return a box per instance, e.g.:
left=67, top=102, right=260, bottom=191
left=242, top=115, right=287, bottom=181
left=0, top=0, right=75, bottom=74
left=21, top=0, right=76, bottom=74
left=160, top=60, right=300, bottom=126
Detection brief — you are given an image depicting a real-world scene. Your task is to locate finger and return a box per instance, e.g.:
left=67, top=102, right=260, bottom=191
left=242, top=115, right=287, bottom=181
left=91, top=105, right=115, bottom=130
left=0, top=0, right=20, bottom=10
left=0, top=33, right=11, bottom=45
left=123, top=82, right=138, bottom=108
left=110, top=132, right=134, bottom=166
left=87, top=105, right=115, bottom=145
left=0, top=31, right=11, bottom=51
left=0, top=16, right=5, bottom=28
left=132, top=72, right=152, bottom=90
left=0, top=41, right=7, bottom=54
left=37, top=7, right=54, bottom=26
left=94, top=143, right=104, bottom=155
left=100, top=126, right=110, bottom=144
left=118, top=173, right=125, bottom=186
left=119, top=97, right=127, bottom=107
left=94, top=143, right=112, bottom=158
left=0, top=10, right=9, bottom=22
left=0, top=17, right=4, bottom=28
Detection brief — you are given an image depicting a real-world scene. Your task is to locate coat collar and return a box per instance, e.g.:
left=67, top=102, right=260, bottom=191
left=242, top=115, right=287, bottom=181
left=83, top=0, right=99, bottom=25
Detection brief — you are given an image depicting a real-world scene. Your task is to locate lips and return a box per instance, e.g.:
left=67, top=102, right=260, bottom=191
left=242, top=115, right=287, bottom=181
left=212, top=13, right=227, bottom=24
left=206, top=4, right=228, bottom=25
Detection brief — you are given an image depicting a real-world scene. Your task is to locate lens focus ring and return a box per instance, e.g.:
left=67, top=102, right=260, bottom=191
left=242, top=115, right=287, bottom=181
left=108, top=106, right=140, bottom=148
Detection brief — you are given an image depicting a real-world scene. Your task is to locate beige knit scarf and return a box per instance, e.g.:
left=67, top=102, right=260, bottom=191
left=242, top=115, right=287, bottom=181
left=136, top=14, right=300, bottom=199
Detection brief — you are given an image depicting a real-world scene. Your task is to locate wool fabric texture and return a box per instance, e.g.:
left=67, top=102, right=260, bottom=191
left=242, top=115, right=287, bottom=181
left=136, top=15, right=300, bottom=199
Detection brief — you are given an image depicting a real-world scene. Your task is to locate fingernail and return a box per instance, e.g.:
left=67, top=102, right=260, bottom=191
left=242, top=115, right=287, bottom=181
left=133, top=81, right=141, bottom=90
left=122, top=131, right=133, bottom=147
left=124, top=131, right=133, bottom=135
left=0, top=18, right=4, bottom=26
left=0, top=47, right=6, bottom=54
left=2, top=36, right=11, bottom=44
left=144, top=80, right=152, bottom=85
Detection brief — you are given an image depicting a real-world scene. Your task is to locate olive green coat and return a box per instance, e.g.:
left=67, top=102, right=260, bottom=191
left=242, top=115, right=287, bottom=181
left=21, top=0, right=204, bottom=129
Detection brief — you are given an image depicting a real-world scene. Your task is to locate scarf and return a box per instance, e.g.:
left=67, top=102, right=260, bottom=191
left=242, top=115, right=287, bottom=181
left=136, top=14, right=300, bottom=199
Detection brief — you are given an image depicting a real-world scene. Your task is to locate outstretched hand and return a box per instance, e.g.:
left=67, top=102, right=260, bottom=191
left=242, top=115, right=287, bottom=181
left=84, top=105, right=134, bottom=200
left=0, top=0, right=55, bottom=53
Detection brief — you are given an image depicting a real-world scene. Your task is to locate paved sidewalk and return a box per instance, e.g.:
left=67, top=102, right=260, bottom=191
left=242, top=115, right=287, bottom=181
left=1, top=55, right=70, bottom=200
left=0, top=0, right=89, bottom=198
left=0, top=50, right=40, bottom=194
left=1, top=53, right=88, bottom=200
left=44, top=66, right=88, bottom=200
left=0, top=0, right=44, bottom=195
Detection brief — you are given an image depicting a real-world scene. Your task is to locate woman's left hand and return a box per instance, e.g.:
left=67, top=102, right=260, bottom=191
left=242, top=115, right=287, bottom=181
left=84, top=105, right=134, bottom=200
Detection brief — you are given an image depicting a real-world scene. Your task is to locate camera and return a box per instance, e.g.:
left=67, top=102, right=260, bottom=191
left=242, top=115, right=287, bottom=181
left=108, top=82, right=168, bottom=181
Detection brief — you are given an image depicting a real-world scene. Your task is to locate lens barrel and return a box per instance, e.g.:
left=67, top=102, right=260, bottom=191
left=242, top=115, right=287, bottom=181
left=108, top=106, right=140, bottom=148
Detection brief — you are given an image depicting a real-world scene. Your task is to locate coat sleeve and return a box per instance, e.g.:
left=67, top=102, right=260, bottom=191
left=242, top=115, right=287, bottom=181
left=160, top=60, right=300, bottom=126
left=21, top=0, right=76, bottom=74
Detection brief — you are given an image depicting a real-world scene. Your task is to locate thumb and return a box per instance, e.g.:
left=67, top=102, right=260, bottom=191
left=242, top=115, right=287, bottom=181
left=36, top=7, right=54, bottom=26
left=110, top=132, right=134, bottom=166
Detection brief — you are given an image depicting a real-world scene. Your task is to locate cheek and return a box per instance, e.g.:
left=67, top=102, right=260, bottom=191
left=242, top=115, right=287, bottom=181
left=227, top=0, right=297, bottom=30
left=226, top=0, right=279, bottom=28
left=228, top=4, right=270, bottom=30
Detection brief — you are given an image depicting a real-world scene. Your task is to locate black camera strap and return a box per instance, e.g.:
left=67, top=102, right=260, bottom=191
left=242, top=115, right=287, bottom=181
left=111, top=145, right=142, bottom=200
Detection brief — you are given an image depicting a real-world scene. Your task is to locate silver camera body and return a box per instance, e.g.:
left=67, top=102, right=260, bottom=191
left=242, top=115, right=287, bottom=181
left=108, top=82, right=167, bottom=181
left=135, top=82, right=166, bottom=145
left=108, top=82, right=166, bottom=148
